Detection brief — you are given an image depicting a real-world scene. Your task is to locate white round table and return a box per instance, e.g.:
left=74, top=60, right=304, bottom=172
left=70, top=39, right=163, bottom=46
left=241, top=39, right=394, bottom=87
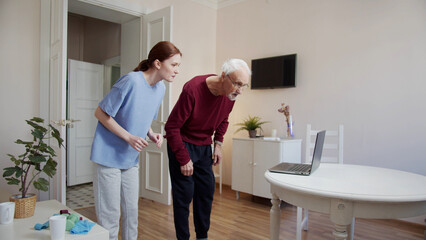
left=265, top=163, right=426, bottom=240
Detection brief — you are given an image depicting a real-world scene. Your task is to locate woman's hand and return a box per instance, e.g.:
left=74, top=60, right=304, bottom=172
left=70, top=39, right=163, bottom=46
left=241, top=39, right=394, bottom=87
left=127, top=135, right=149, bottom=152
left=147, top=130, right=163, bottom=148
left=95, top=106, right=148, bottom=151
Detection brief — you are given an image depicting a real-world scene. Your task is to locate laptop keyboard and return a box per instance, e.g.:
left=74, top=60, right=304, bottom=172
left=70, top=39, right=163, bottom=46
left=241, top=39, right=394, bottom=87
left=288, top=164, right=311, bottom=172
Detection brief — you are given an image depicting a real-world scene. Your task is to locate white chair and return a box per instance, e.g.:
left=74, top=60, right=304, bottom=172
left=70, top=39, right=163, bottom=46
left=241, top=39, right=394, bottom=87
left=296, top=124, right=355, bottom=240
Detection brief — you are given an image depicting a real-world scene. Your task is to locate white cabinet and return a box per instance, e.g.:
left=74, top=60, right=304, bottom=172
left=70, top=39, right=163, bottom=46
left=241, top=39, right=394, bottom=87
left=231, top=137, right=301, bottom=199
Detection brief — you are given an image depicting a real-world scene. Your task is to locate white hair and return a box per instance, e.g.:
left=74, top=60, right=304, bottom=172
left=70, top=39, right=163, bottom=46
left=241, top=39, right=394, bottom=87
left=221, top=58, right=251, bottom=76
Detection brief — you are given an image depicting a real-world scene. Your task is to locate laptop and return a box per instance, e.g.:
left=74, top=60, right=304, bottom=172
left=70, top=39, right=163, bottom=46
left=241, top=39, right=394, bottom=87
left=268, top=130, right=326, bottom=175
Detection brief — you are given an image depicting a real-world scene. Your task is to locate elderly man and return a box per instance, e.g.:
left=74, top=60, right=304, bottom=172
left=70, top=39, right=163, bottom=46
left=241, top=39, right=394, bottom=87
left=165, top=59, right=251, bottom=240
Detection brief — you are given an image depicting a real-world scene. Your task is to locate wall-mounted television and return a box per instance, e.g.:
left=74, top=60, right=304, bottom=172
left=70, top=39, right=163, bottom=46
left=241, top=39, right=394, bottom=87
left=251, top=54, right=296, bottom=89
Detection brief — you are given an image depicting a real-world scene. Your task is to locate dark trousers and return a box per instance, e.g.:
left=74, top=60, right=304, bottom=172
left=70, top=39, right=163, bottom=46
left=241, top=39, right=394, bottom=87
left=168, top=142, right=215, bottom=240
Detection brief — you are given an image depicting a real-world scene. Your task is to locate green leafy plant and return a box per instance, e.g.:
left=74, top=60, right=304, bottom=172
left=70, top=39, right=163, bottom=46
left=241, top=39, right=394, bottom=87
left=235, top=115, right=269, bottom=133
left=3, top=117, right=64, bottom=198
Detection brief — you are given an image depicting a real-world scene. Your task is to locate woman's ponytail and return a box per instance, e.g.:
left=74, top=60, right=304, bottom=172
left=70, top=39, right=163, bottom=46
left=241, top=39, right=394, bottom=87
left=133, top=59, right=150, bottom=72
left=133, top=41, right=181, bottom=72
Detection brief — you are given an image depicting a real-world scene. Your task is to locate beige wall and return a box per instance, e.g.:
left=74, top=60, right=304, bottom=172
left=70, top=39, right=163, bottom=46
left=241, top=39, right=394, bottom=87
left=0, top=0, right=41, bottom=195
left=217, top=0, right=426, bottom=186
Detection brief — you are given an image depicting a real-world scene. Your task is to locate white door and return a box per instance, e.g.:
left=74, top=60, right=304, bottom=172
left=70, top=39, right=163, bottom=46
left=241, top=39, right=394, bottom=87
left=139, top=6, right=173, bottom=205
left=67, top=60, right=103, bottom=186
left=49, top=0, right=68, bottom=204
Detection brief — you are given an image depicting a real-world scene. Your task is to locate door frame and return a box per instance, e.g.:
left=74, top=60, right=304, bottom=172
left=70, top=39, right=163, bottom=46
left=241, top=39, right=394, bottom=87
left=39, top=0, right=149, bottom=202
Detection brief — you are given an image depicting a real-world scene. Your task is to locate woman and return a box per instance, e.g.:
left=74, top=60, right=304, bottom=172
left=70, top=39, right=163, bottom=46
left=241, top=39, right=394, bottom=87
left=90, top=41, right=182, bottom=240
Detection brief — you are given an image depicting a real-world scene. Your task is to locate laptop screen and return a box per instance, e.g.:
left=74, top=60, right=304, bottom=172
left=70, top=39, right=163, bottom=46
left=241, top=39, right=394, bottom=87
left=310, top=130, right=326, bottom=173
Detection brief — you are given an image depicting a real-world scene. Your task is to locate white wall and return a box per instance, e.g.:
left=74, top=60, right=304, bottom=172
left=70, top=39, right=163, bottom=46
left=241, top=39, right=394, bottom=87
left=0, top=0, right=41, bottom=195
left=216, top=0, right=426, bottom=187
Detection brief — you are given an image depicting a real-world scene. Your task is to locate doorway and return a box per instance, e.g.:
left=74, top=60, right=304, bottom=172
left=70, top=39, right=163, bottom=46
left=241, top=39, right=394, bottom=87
left=66, top=0, right=139, bottom=209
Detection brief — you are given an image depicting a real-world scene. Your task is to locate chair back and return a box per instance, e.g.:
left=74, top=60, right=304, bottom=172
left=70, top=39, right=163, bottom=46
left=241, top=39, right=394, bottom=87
left=300, top=125, right=354, bottom=240
left=305, top=124, right=343, bottom=164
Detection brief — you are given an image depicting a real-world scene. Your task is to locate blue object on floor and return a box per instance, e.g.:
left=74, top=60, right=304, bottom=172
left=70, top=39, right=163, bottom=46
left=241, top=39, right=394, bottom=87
left=70, top=220, right=96, bottom=234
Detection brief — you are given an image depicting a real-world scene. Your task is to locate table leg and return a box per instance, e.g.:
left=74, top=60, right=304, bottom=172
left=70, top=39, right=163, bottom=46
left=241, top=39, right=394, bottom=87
left=330, top=199, right=353, bottom=240
left=333, top=224, right=348, bottom=240
left=270, top=193, right=281, bottom=240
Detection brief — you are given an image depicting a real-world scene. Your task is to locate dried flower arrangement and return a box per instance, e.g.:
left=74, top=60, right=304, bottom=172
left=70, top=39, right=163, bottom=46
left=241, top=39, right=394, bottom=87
left=278, top=103, right=294, bottom=138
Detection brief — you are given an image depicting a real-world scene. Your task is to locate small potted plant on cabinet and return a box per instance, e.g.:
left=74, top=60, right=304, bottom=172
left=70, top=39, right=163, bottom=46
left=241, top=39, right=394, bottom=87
left=235, top=115, right=269, bottom=138
left=2, top=117, right=64, bottom=218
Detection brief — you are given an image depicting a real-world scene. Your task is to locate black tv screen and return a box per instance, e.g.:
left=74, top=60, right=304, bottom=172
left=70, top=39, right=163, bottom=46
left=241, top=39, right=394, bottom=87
left=251, top=54, right=296, bottom=89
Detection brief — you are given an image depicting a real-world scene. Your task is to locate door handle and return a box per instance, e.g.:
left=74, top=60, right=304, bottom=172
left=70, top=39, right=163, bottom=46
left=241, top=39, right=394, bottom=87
left=69, top=119, right=81, bottom=123
left=52, top=120, right=66, bottom=127
left=66, top=119, right=80, bottom=128
left=52, top=119, right=81, bottom=128
left=67, top=119, right=81, bottom=128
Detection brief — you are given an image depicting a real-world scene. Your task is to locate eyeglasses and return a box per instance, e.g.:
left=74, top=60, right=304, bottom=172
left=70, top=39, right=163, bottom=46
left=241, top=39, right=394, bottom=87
left=227, top=75, right=249, bottom=91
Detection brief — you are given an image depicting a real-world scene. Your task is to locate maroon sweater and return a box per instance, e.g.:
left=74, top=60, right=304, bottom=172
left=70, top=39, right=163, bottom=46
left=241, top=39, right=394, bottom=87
left=165, top=74, right=235, bottom=166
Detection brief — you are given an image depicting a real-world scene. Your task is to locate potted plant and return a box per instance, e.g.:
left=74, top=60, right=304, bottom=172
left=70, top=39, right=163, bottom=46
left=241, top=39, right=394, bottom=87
left=235, top=115, right=269, bottom=138
left=3, top=117, right=64, bottom=218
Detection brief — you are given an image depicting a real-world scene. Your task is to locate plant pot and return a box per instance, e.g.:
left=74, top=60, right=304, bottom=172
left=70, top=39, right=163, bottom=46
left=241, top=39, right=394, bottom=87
left=248, top=130, right=257, bottom=138
left=9, top=193, right=36, bottom=218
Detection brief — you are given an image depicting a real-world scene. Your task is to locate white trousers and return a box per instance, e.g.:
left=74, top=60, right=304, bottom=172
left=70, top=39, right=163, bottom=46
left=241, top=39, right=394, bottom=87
left=93, top=163, right=139, bottom=240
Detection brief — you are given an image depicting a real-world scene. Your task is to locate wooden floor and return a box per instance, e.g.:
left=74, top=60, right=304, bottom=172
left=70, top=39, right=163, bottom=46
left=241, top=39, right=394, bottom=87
left=75, top=185, right=425, bottom=239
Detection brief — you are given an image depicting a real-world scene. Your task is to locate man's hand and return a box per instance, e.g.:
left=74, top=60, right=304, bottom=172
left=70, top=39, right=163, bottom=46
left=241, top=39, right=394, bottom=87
left=127, top=135, right=149, bottom=152
left=180, top=160, right=194, bottom=176
left=213, top=143, right=222, bottom=166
